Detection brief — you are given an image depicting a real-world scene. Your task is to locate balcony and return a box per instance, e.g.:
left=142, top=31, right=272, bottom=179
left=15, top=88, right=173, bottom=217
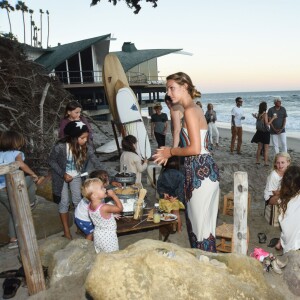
left=54, top=70, right=166, bottom=87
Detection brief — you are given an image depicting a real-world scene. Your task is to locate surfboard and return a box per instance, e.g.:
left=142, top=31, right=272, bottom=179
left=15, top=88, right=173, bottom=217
left=102, top=54, right=129, bottom=122
left=96, top=137, right=122, bottom=153
left=116, top=87, right=151, bottom=159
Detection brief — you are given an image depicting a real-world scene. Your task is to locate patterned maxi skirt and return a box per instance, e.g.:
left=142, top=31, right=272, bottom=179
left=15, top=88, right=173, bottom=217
left=184, top=153, right=220, bottom=252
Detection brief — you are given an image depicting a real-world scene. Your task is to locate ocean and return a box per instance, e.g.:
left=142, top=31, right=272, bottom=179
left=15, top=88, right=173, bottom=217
left=142, top=90, right=300, bottom=138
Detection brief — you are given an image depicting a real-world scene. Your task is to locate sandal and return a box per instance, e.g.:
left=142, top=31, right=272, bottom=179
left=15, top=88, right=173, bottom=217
left=2, top=278, right=21, bottom=299
left=0, top=267, right=25, bottom=279
left=268, top=237, right=280, bottom=248
left=257, top=232, right=267, bottom=244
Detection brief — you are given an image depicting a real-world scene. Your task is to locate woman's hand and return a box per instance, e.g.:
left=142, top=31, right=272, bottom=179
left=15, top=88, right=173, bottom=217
left=63, top=173, right=73, bottom=183
left=153, top=147, right=172, bottom=166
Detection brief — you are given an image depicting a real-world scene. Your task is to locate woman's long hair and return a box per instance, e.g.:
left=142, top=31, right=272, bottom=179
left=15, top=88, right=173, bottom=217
left=121, top=135, right=137, bottom=155
left=279, top=165, right=300, bottom=215
left=258, top=101, right=267, bottom=115
left=67, top=136, right=87, bottom=171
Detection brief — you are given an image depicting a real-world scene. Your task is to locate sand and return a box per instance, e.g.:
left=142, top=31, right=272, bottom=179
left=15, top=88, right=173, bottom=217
left=0, top=122, right=299, bottom=299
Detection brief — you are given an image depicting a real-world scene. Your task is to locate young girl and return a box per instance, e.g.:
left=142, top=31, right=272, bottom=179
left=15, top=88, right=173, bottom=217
left=157, top=156, right=185, bottom=231
left=82, top=178, right=123, bottom=253
left=58, top=100, right=93, bottom=144
left=0, top=131, right=42, bottom=249
left=75, top=170, right=121, bottom=240
left=264, top=152, right=291, bottom=205
left=120, top=135, right=148, bottom=184
left=279, top=165, right=300, bottom=253
left=264, top=152, right=291, bottom=250
left=49, top=121, right=100, bottom=240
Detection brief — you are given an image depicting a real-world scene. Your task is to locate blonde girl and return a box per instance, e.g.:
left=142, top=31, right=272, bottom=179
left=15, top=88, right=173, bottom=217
left=49, top=121, right=100, bottom=240
left=264, top=152, right=291, bottom=205
left=82, top=178, right=123, bottom=253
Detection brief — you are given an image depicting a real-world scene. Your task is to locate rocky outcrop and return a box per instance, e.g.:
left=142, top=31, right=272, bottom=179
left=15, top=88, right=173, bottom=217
left=283, top=250, right=300, bottom=296
left=85, top=239, right=282, bottom=300
left=48, top=238, right=96, bottom=286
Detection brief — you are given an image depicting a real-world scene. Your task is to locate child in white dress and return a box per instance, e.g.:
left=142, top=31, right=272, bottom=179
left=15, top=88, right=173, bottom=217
left=75, top=170, right=121, bottom=240
left=82, top=178, right=123, bottom=253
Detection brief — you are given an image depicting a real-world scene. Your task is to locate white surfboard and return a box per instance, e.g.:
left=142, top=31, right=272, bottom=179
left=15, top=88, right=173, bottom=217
left=116, top=87, right=151, bottom=159
left=96, top=137, right=122, bottom=153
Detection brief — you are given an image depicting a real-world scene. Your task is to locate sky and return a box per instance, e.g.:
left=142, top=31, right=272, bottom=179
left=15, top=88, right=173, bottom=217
left=1, top=0, right=300, bottom=93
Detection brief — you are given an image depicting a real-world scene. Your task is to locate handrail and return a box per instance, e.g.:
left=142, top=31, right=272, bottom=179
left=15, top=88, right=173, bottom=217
left=54, top=70, right=166, bottom=85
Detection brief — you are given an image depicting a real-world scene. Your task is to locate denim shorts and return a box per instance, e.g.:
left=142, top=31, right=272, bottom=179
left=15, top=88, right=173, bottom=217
left=75, top=218, right=94, bottom=235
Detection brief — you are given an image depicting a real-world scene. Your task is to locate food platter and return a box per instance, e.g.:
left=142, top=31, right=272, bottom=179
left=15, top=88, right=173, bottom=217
left=160, top=213, right=177, bottom=222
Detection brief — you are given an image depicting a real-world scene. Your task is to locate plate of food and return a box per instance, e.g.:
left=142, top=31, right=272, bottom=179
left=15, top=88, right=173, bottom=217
left=160, top=213, right=177, bottom=222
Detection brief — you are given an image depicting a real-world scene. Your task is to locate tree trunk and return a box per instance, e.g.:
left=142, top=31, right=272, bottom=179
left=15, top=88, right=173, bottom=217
left=39, top=82, right=50, bottom=134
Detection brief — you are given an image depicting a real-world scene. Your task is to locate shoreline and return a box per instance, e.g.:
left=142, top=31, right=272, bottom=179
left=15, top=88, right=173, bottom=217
left=217, top=125, right=300, bottom=153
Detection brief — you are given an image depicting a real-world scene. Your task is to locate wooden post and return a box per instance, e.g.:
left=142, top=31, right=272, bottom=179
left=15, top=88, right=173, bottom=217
left=233, top=171, right=248, bottom=255
left=111, top=120, right=122, bottom=157
left=4, top=168, right=46, bottom=295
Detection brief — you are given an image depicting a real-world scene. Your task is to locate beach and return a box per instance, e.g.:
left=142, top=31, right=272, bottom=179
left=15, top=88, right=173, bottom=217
left=0, top=121, right=300, bottom=299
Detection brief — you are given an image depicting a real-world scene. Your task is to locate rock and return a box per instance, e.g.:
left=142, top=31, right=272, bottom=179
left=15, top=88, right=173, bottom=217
left=49, top=238, right=96, bottom=286
left=29, top=273, right=88, bottom=300
left=39, top=236, right=71, bottom=267
left=283, top=250, right=300, bottom=296
left=85, top=239, right=282, bottom=300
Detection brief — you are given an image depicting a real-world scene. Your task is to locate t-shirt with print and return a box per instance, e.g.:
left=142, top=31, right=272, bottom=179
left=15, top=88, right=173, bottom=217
left=231, top=106, right=244, bottom=127
left=66, top=144, right=79, bottom=177
left=151, top=113, right=168, bottom=134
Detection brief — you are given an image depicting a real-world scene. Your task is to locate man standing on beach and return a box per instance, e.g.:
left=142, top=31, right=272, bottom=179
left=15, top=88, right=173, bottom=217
left=151, top=103, right=168, bottom=148
left=267, top=97, right=288, bottom=153
left=230, top=97, right=245, bottom=154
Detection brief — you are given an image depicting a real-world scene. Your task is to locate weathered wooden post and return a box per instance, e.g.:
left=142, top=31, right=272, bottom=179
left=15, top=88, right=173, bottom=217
left=0, top=162, right=46, bottom=295
left=233, top=171, right=248, bottom=255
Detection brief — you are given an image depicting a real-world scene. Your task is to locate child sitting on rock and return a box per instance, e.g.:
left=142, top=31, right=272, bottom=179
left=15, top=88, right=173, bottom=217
left=82, top=178, right=123, bottom=253
left=157, top=156, right=185, bottom=231
left=75, top=170, right=121, bottom=240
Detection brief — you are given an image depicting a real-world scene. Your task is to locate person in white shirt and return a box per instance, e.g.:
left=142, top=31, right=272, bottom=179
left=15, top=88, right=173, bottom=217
left=230, top=97, right=245, bottom=154
left=279, top=165, right=300, bottom=253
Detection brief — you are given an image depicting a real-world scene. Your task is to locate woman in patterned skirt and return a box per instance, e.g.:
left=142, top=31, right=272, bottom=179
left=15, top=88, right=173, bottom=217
left=154, top=72, right=220, bottom=252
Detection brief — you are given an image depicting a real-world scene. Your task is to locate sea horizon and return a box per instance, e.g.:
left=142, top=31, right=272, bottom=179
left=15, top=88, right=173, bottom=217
left=141, top=89, right=300, bottom=136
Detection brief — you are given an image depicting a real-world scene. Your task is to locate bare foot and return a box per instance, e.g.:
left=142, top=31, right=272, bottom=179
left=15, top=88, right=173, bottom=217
left=275, top=240, right=282, bottom=250
left=62, top=234, right=72, bottom=240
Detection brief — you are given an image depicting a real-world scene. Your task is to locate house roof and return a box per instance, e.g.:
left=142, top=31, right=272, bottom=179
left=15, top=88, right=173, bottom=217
left=113, top=44, right=182, bottom=72
left=34, top=34, right=111, bottom=72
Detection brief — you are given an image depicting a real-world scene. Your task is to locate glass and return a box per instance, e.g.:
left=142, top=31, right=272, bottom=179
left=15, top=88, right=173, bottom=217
left=153, top=203, right=161, bottom=224
left=133, top=200, right=143, bottom=220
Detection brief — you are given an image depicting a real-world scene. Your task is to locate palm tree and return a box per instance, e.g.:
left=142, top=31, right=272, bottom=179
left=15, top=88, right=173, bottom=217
left=29, top=9, right=34, bottom=46
left=46, top=10, right=49, bottom=48
left=0, top=1, right=15, bottom=34
left=39, top=9, right=44, bottom=47
left=15, top=1, right=28, bottom=44
left=90, top=0, right=158, bottom=14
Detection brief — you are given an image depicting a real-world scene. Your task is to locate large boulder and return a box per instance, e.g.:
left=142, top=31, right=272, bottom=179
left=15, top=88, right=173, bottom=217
left=48, top=238, right=96, bottom=286
left=85, top=239, right=282, bottom=300
left=283, top=250, right=300, bottom=296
